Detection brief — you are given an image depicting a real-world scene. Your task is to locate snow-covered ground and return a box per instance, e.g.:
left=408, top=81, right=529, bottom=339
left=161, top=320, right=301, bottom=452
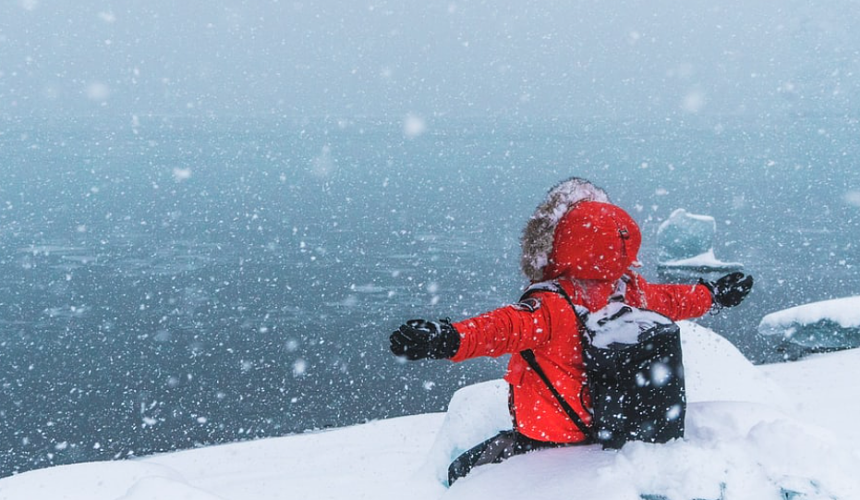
left=1, top=322, right=858, bottom=500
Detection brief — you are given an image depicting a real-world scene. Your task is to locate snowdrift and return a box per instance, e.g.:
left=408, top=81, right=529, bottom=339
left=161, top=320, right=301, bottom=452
left=1, top=323, right=859, bottom=500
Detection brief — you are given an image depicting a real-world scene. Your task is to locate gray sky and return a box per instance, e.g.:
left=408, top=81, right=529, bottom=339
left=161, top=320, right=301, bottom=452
left=1, top=0, right=858, bottom=121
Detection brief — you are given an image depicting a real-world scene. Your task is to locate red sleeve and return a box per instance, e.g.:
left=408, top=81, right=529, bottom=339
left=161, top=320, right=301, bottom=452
left=449, top=292, right=566, bottom=362
left=635, top=274, right=713, bottom=321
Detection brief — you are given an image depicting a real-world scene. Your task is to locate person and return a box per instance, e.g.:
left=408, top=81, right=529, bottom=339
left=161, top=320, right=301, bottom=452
left=389, top=177, right=753, bottom=485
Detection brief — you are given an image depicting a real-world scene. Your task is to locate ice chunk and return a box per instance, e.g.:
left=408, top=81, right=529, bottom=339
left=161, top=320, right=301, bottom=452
left=657, top=208, right=715, bottom=261
left=758, top=296, right=860, bottom=352
left=656, top=209, right=742, bottom=282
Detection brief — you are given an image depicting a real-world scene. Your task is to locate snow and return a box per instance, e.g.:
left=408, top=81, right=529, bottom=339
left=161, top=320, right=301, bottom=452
left=583, top=303, right=676, bottom=348
left=1, top=323, right=859, bottom=500
left=0, top=413, right=448, bottom=500
left=760, top=347, right=860, bottom=450
left=759, top=296, right=860, bottom=332
left=658, top=248, right=743, bottom=269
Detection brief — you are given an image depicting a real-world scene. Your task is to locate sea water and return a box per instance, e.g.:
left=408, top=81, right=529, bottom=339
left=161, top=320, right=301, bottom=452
left=1, top=115, right=859, bottom=476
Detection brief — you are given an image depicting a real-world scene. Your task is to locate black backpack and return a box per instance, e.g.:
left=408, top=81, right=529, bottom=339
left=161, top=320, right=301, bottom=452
left=519, top=280, right=686, bottom=450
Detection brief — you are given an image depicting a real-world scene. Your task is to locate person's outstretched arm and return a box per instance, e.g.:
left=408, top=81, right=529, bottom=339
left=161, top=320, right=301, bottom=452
left=637, top=271, right=753, bottom=320
left=389, top=291, right=574, bottom=362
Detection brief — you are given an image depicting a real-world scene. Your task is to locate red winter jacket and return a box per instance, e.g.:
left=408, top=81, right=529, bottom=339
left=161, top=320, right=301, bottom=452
left=449, top=201, right=713, bottom=443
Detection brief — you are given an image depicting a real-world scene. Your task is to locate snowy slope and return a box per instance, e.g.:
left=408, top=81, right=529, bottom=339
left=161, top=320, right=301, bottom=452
left=0, top=414, right=447, bottom=500
left=1, top=323, right=859, bottom=500
left=760, top=347, right=860, bottom=450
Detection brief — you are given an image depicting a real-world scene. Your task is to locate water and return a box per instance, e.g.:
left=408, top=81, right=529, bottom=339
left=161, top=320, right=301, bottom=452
left=1, top=116, right=859, bottom=476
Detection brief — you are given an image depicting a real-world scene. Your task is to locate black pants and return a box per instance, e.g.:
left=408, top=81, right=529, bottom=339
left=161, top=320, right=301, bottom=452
left=447, top=430, right=577, bottom=486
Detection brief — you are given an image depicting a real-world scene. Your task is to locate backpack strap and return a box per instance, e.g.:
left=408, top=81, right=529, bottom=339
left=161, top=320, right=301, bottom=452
left=519, top=349, right=594, bottom=442
left=520, top=280, right=590, bottom=317
left=519, top=281, right=595, bottom=442
left=609, top=276, right=627, bottom=302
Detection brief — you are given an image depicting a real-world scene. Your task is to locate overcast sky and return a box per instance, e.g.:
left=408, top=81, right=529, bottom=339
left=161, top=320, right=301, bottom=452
left=1, top=0, right=858, bottom=121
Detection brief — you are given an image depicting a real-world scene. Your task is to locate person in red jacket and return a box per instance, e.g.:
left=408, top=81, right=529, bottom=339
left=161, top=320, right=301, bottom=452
left=389, top=177, right=753, bottom=485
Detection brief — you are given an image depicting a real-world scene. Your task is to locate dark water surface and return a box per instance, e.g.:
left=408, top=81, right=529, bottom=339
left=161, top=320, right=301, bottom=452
left=2, top=116, right=859, bottom=476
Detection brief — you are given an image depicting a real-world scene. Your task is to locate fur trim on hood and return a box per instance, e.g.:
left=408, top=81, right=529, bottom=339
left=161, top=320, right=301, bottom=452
left=520, top=177, right=612, bottom=282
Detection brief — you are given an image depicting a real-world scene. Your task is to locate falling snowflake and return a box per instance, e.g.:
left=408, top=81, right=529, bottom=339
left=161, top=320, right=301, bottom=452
left=172, top=167, right=192, bottom=182
left=403, top=114, right=426, bottom=139
left=293, top=359, right=307, bottom=377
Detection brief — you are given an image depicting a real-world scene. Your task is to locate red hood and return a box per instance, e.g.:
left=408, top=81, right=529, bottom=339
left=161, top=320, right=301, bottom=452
left=543, top=201, right=642, bottom=281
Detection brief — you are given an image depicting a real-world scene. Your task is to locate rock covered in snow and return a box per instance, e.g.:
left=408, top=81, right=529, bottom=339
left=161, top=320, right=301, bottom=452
left=424, top=322, right=791, bottom=488
left=418, top=379, right=512, bottom=486
left=758, top=296, right=860, bottom=354
left=444, top=401, right=857, bottom=500
left=431, top=323, right=856, bottom=499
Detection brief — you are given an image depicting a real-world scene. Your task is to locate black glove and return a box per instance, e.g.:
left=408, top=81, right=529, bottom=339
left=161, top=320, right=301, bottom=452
left=703, top=272, right=754, bottom=309
left=390, top=319, right=460, bottom=360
